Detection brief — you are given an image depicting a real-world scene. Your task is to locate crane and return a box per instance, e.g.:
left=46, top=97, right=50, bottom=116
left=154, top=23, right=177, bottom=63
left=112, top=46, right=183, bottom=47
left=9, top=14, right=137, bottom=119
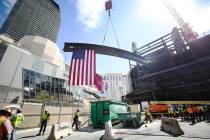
left=162, top=0, right=198, bottom=42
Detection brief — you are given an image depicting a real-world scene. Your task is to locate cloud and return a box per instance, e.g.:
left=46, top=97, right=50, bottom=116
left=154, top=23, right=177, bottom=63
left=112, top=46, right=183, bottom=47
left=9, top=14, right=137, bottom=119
left=137, top=0, right=210, bottom=33
left=75, top=0, right=106, bottom=30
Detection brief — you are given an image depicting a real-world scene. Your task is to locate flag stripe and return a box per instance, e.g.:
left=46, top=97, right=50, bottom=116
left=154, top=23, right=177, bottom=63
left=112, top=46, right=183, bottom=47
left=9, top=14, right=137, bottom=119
left=90, top=50, right=93, bottom=85
left=94, top=51, right=96, bottom=85
left=86, top=50, right=89, bottom=85
left=70, top=59, right=75, bottom=85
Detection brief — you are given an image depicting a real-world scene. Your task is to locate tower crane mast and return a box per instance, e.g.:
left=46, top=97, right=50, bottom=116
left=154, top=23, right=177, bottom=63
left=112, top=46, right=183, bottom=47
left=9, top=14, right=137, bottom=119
left=162, top=0, right=198, bottom=41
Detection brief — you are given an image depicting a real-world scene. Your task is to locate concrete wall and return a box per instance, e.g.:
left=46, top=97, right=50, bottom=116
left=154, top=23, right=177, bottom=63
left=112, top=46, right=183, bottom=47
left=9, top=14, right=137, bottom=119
left=18, top=102, right=90, bottom=129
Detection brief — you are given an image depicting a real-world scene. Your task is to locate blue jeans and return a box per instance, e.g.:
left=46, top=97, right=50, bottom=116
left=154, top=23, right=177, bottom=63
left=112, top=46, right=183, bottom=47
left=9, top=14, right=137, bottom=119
left=11, top=128, right=16, bottom=140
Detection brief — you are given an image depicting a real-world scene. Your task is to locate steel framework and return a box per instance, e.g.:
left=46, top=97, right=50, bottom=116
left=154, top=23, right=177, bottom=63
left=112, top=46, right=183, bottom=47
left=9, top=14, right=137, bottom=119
left=124, top=28, right=210, bottom=103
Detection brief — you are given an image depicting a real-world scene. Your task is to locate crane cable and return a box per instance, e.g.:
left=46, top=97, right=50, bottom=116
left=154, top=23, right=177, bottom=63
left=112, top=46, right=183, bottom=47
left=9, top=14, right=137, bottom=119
left=103, top=10, right=120, bottom=49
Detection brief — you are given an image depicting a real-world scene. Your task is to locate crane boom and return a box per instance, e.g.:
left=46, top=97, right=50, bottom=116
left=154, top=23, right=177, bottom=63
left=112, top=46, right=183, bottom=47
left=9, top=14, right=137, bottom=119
left=162, top=0, right=185, bottom=27
left=162, top=0, right=198, bottom=41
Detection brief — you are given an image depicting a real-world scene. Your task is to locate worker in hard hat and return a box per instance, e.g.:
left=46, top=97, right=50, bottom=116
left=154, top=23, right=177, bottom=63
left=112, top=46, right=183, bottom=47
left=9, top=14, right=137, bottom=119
left=11, top=109, right=24, bottom=140
left=0, top=106, right=13, bottom=140
left=72, top=109, right=80, bottom=130
left=37, top=109, right=50, bottom=136
left=144, top=107, right=152, bottom=127
left=168, top=106, right=174, bottom=118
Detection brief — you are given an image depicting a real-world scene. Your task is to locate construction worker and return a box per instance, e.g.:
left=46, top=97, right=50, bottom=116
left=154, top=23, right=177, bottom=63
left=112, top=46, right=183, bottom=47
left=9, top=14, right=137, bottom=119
left=168, top=106, right=174, bottom=118
left=0, top=106, right=13, bottom=140
left=187, top=105, right=195, bottom=124
left=72, top=109, right=80, bottom=130
left=178, top=105, right=184, bottom=121
left=37, top=110, right=50, bottom=136
left=11, top=109, right=24, bottom=140
left=183, top=105, right=188, bottom=121
left=144, top=108, right=152, bottom=127
left=207, top=105, right=210, bottom=122
left=192, top=105, right=198, bottom=122
left=196, top=105, right=201, bottom=122
left=203, top=105, right=208, bottom=121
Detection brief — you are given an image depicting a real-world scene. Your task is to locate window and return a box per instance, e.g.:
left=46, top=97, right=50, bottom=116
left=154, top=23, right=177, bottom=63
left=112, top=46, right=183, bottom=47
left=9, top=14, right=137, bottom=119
left=29, top=71, right=36, bottom=98
left=23, top=69, right=29, bottom=87
left=50, top=77, right=55, bottom=95
left=119, top=76, right=121, bottom=81
left=46, top=76, right=50, bottom=94
left=41, top=75, right=47, bottom=93
left=23, top=69, right=29, bottom=99
left=36, top=73, right=41, bottom=94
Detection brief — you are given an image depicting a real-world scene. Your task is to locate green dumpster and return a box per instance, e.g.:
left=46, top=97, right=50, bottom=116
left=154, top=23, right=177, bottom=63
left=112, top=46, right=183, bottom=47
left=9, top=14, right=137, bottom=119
left=91, top=100, right=128, bottom=128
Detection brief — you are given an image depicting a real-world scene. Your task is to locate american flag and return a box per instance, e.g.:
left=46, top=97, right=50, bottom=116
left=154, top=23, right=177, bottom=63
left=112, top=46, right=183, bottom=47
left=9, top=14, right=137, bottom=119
left=95, top=73, right=102, bottom=92
left=68, top=49, right=96, bottom=86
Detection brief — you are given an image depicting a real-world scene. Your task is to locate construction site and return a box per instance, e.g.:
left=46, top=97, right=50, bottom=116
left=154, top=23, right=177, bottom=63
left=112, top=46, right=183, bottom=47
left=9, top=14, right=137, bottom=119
left=0, top=0, right=210, bottom=140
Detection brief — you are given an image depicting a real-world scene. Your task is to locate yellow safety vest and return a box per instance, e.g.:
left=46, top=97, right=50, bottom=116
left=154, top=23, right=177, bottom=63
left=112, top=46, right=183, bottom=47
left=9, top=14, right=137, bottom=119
left=75, top=112, right=80, bottom=117
left=41, top=113, right=49, bottom=121
left=11, top=114, right=23, bottom=127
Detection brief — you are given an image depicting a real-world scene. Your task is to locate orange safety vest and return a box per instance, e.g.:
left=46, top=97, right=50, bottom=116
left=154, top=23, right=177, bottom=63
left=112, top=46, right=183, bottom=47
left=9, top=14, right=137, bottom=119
left=187, top=107, right=193, bottom=114
left=0, top=116, right=7, bottom=140
left=192, top=106, right=197, bottom=113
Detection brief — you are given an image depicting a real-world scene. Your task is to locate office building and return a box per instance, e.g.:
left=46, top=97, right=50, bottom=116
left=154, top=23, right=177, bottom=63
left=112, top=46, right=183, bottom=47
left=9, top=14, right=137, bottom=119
left=0, top=0, right=60, bottom=43
left=102, top=73, right=128, bottom=101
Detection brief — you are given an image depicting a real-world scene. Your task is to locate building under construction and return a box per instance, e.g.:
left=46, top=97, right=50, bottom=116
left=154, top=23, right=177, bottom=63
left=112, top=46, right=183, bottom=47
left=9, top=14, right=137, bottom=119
left=123, top=28, right=210, bottom=103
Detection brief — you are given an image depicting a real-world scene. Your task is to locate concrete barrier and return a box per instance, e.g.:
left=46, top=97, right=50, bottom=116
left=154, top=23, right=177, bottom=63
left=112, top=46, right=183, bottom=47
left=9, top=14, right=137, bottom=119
left=47, top=122, right=73, bottom=140
left=100, top=121, right=115, bottom=140
left=160, top=117, right=184, bottom=136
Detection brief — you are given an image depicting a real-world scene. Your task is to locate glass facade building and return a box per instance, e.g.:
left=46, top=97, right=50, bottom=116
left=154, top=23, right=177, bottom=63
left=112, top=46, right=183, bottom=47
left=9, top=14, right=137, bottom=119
left=22, top=68, right=71, bottom=102
left=0, top=0, right=60, bottom=43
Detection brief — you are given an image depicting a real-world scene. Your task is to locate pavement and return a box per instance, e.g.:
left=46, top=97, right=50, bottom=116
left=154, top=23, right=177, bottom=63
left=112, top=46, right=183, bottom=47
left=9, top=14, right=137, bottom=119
left=16, top=119, right=210, bottom=140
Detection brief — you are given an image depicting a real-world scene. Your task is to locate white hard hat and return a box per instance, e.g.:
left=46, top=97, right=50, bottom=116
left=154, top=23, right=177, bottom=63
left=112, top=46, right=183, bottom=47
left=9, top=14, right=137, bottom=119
left=0, top=106, right=12, bottom=116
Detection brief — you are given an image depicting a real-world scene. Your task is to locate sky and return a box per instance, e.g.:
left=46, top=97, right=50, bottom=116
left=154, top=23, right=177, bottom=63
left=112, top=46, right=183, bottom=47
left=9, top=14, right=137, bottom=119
left=1, top=0, right=210, bottom=75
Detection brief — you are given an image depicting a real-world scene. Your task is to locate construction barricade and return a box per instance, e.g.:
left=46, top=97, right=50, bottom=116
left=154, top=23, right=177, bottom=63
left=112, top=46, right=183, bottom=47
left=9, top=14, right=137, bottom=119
left=100, top=121, right=115, bottom=140
left=47, top=122, right=73, bottom=140
left=160, top=117, right=184, bottom=136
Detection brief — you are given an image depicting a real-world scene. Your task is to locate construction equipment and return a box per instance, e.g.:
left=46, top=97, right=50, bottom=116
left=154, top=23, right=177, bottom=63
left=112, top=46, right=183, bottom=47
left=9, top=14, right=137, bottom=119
left=162, top=0, right=198, bottom=41
left=83, top=88, right=101, bottom=99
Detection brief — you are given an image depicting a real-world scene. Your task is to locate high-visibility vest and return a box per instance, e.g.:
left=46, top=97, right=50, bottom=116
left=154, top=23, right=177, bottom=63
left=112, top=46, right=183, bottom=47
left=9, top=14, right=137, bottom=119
left=75, top=112, right=80, bottom=117
left=0, top=116, right=7, bottom=140
left=41, top=113, right=49, bottom=121
left=178, top=107, right=183, bottom=113
left=11, top=113, right=24, bottom=127
left=192, top=106, right=197, bottom=112
left=187, top=107, right=193, bottom=114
